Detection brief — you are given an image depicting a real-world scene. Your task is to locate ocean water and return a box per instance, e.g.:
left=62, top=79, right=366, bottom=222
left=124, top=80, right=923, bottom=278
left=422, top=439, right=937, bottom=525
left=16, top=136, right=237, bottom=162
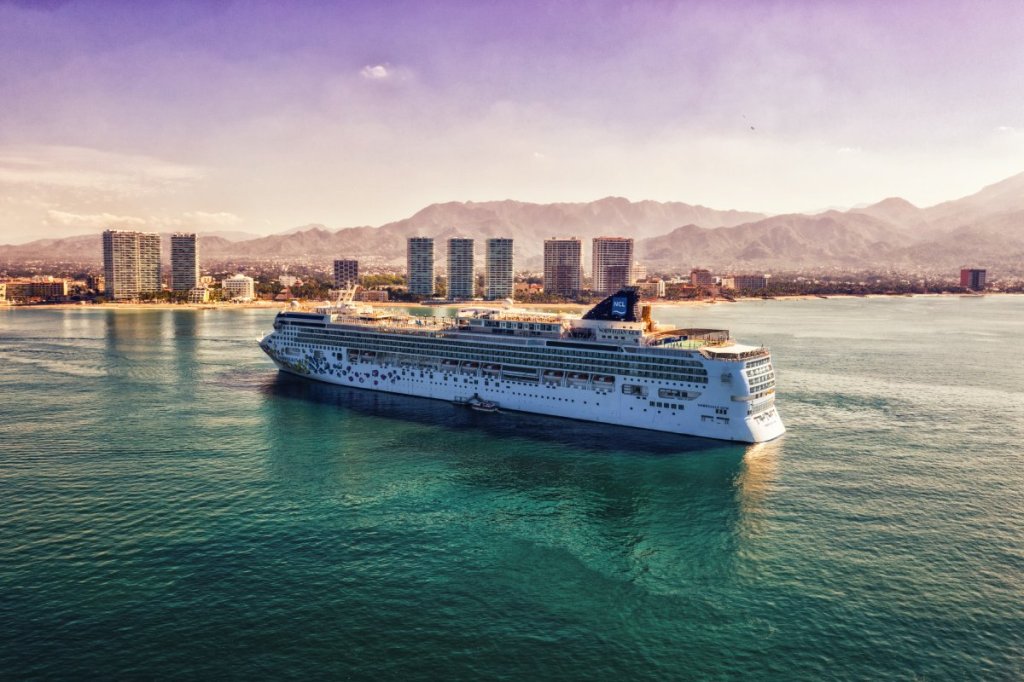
left=1, top=297, right=1022, bottom=680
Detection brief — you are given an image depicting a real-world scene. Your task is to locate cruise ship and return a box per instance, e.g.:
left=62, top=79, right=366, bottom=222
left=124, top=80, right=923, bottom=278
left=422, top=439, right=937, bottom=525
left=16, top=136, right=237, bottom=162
left=258, top=288, right=785, bottom=443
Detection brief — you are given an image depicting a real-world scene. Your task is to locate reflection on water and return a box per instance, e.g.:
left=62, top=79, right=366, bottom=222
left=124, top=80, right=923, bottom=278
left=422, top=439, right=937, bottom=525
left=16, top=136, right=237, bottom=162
left=733, top=440, right=784, bottom=540
left=261, top=371, right=737, bottom=457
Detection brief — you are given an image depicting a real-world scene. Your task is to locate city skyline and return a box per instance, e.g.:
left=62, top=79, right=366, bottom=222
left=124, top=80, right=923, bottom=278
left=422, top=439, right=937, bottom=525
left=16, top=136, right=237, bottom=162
left=2, top=1, right=1024, bottom=243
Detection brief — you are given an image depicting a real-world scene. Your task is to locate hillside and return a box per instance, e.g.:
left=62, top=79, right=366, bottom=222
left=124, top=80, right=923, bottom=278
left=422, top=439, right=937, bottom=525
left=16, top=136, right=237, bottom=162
left=2, top=173, right=1024, bottom=273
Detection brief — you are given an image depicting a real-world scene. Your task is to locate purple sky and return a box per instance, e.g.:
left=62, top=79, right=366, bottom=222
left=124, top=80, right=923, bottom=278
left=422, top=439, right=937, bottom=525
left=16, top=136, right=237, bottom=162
left=1, top=0, right=1023, bottom=242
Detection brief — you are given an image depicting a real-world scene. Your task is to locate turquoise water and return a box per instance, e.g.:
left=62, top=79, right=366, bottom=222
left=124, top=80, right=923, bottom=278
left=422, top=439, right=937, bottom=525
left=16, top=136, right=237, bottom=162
left=1, top=298, right=1022, bottom=680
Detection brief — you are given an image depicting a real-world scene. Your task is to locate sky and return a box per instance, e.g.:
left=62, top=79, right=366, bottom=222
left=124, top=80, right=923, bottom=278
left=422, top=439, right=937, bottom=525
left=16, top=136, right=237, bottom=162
left=1, top=0, right=1023, bottom=243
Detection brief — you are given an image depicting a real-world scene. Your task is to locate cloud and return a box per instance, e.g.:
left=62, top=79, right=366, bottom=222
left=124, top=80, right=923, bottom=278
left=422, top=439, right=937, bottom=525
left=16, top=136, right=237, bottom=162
left=46, top=210, right=146, bottom=229
left=182, top=211, right=242, bottom=226
left=837, top=146, right=863, bottom=154
left=37, top=209, right=243, bottom=236
left=360, top=64, right=390, bottom=80
left=0, top=145, right=204, bottom=196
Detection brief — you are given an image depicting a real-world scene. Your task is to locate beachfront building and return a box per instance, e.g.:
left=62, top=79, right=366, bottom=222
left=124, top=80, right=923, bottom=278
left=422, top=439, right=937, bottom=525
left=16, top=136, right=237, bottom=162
left=592, top=237, right=634, bottom=294
left=222, top=274, right=255, bottom=301
left=960, top=268, right=986, bottom=291
left=171, top=233, right=200, bottom=292
left=407, top=237, right=435, bottom=296
left=690, top=268, right=715, bottom=287
left=447, top=238, right=475, bottom=300
left=722, top=274, right=770, bottom=291
left=102, top=229, right=161, bottom=300
left=485, top=238, right=514, bottom=300
left=2, top=279, right=70, bottom=302
left=543, top=238, right=582, bottom=297
left=188, top=287, right=210, bottom=304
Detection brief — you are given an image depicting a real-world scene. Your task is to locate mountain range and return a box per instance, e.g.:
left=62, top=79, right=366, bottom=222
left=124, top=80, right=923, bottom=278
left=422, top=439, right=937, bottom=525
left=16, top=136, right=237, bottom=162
left=3, top=171, right=1023, bottom=274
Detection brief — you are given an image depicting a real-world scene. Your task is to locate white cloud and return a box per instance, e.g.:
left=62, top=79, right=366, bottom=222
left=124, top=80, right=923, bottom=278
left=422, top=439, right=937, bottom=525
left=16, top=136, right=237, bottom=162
left=182, top=211, right=242, bottom=226
left=0, top=145, right=203, bottom=196
left=360, top=64, right=390, bottom=80
left=46, top=210, right=146, bottom=229
left=32, top=209, right=242, bottom=238
left=837, top=146, right=862, bottom=154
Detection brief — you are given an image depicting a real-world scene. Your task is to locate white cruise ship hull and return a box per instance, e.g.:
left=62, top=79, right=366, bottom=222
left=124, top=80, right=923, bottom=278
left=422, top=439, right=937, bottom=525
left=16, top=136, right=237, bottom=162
left=261, top=338, right=785, bottom=444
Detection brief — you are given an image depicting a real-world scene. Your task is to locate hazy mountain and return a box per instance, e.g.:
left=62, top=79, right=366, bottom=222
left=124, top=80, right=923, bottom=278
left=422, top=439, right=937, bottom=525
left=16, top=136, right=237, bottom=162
left=924, top=171, right=1024, bottom=229
left=2, top=175, right=1024, bottom=273
left=639, top=211, right=909, bottom=270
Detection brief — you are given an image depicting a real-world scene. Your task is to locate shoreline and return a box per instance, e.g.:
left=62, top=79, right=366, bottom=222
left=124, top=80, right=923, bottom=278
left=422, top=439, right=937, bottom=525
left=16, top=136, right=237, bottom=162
left=1, top=291, right=1014, bottom=312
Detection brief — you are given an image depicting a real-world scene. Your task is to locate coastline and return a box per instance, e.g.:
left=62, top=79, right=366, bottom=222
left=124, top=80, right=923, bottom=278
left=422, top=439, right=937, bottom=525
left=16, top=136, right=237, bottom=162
left=2, top=291, right=1012, bottom=312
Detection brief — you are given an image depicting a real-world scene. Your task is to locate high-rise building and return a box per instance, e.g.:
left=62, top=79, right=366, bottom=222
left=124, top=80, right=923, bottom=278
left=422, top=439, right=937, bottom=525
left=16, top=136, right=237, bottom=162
left=407, top=237, right=435, bottom=296
left=592, top=237, right=634, bottom=294
left=690, top=268, right=715, bottom=287
left=960, top=267, right=986, bottom=291
left=171, top=233, right=199, bottom=292
left=543, top=238, right=582, bottom=297
left=333, top=259, right=359, bottom=289
left=447, top=238, right=475, bottom=300
left=102, top=229, right=161, bottom=300
left=485, top=238, right=513, bottom=300
left=222, top=274, right=255, bottom=301
left=630, top=262, right=647, bottom=284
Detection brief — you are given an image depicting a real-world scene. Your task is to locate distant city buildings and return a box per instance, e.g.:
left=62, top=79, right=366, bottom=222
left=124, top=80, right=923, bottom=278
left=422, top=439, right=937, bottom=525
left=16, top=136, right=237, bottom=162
left=188, top=287, right=210, bottom=304
left=222, top=274, right=255, bottom=301
left=406, top=237, right=435, bottom=296
left=592, top=237, right=634, bottom=294
left=0, top=282, right=5, bottom=302
left=170, top=233, right=199, bottom=292
left=543, top=238, right=582, bottom=296
left=447, top=238, right=475, bottom=300
left=690, top=268, right=715, bottom=287
left=2, top=278, right=70, bottom=302
left=278, top=275, right=302, bottom=288
left=960, top=267, right=986, bottom=291
left=630, top=262, right=647, bottom=283
left=102, top=229, right=161, bottom=300
left=635, top=278, right=666, bottom=298
left=722, top=274, right=770, bottom=291
left=333, top=259, right=359, bottom=289
left=485, top=238, right=513, bottom=300
left=357, top=289, right=389, bottom=302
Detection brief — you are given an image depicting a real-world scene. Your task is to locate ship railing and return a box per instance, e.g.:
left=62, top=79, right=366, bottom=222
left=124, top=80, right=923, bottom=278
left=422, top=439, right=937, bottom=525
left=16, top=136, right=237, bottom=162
left=701, top=346, right=769, bottom=361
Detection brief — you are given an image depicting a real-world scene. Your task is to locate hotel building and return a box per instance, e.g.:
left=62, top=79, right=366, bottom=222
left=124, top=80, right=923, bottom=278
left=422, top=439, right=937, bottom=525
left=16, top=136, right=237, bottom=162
left=543, top=238, right=582, bottom=297
left=407, top=237, right=435, bottom=296
left=485, top=238, right=514, bottom=300
left=447, top=238, right=475, bottom=300
left=102, top=229, right=161, bottom=300
left=333, top=259, right=359, bottom=289
left=592, top=237, right=634, bottom=294
left=960, top=268, right=986, bottom=291
left=171, top=233, right=199, bottom=292
left=690, top=268, right=715, bottom=287
left=222, top=274, right=256, bottom=301
left=722, top=274, right=770, bottom=291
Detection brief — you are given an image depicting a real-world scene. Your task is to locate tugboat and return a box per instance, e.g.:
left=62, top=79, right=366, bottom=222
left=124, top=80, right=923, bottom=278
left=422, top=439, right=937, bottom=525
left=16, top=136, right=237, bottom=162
left=460, top=394, right=500, bottom=413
